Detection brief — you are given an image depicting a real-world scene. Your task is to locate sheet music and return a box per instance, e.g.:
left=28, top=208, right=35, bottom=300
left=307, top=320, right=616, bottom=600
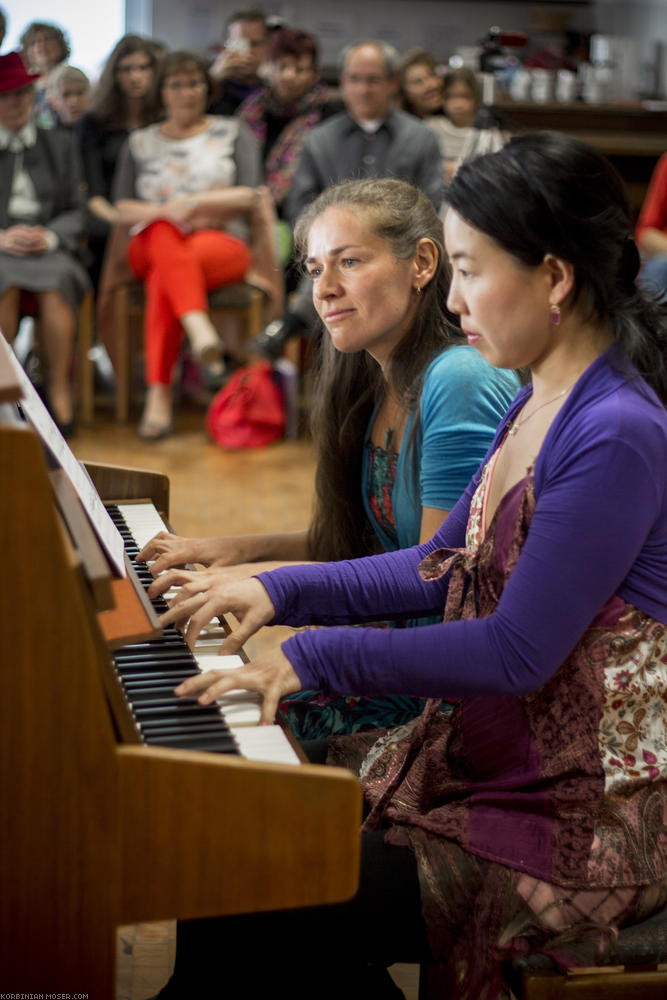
left=4, top=342, right=126, bottom=577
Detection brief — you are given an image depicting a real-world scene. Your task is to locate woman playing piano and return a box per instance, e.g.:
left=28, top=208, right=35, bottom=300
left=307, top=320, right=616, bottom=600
left=138, top=177, right=519, bottom=738
left=149, top=133, right=667, bottom=999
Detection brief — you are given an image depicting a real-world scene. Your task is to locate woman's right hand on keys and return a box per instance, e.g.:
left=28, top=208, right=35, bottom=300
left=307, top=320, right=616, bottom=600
left=149, top=569, right=276, bottom=652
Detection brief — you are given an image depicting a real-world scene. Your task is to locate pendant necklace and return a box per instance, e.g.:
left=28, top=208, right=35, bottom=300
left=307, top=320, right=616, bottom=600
left=507, top=381, right=576, bottom=437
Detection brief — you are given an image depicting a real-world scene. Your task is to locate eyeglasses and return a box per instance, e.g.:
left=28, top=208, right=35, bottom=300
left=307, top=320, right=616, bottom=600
left=163, top=78, right=206, bottom=91
left=342, top=73, right=389, bottom=87
left=117, top=62, right=152, bottom=74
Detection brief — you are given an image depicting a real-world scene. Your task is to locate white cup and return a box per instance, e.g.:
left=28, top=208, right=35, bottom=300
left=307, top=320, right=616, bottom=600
left=531, top=69, right=553, bottom=103
left=555, top=69, right=576, bottom=102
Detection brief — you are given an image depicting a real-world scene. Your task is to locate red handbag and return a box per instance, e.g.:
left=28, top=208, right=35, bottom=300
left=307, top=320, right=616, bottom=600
left=206, top=361, right=286, bottom=449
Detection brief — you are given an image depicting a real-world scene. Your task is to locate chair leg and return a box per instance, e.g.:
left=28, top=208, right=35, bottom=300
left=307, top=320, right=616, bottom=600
left=243, top=288, right=264, bottom=341
left=115, top=285, right=130, bottom=423
left=77, top=291, right=94, bottom=425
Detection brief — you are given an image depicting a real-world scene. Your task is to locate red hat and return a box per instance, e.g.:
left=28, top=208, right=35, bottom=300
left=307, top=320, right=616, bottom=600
left=0, top=52, right=40, bottom=94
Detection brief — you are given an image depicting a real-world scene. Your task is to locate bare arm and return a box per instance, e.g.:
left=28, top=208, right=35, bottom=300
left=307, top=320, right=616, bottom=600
left=638, top=227, right=667, bottom=258
left=137, top=528, right=311, bottom=575
left=87, top=195, right=119, bottom=225
left=419, top=506, right=450, bottom=543
left=115, top=187, right=261, bottom=227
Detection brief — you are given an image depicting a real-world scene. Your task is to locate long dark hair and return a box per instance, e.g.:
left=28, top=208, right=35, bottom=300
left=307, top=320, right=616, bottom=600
left=445, top=131, right=667, bottom=405
left=293, top=178, right=461, bottom=562
left=90, top=34, right=162, bottom=128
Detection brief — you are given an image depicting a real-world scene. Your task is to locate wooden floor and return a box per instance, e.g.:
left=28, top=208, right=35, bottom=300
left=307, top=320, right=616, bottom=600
left=70, top=400, right=420, bottom=1000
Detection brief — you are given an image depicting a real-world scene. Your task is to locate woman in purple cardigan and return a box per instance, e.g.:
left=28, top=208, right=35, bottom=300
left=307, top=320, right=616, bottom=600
left=149, top=133, right=667, bottom=1000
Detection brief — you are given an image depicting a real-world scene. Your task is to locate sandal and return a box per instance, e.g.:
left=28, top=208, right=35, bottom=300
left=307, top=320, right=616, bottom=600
left=138, top=418, right=172, bottom=441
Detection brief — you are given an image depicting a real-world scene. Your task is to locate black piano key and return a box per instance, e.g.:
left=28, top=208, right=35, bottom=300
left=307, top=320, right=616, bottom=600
left=143, top=733, right=238, bottom=753
left=140, top=719, right=232, bottom=736
left=132, top=701, right=222, bottom=719
left=122, top=674, right=198, bottom=691
left=108, top=503, right=241, bottom=757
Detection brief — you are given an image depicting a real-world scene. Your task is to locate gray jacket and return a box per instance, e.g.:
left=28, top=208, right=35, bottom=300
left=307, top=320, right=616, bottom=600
left=0, top=128, right=86, bottom=254
left=285, top=108, right=445, bottom=225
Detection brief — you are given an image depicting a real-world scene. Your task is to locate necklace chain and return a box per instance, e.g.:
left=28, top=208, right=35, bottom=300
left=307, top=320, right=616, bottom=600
left=507, top=381, right=576, bottom=437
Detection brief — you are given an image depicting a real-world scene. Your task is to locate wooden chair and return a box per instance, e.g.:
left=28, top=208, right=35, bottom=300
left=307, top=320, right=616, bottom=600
left=507, top=901, right=667, bottom=999
left=20, top=288, right=95, bottom=425
left=417, top=901, right=667, bottom=999
left=112, top=280, right=265, bottom=422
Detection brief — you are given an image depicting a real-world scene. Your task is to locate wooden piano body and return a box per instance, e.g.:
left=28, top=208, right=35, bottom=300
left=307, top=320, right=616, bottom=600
left=0, top=351, right=361, bottom=995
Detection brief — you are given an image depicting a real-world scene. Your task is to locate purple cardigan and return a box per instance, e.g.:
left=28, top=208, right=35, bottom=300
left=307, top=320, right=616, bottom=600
left=259, top=346, right=667, bottom=698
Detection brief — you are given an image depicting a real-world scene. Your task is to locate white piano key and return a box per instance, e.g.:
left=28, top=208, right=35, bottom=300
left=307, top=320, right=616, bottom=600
left=234, top=726, right=300, bottom=765
left=195, top=652, right=300, bottom=763
left=116, top=501, right=168, bottom=550
left=195, top=652, right=262, bottom=726
left=116, top=502, right=300, bottom=765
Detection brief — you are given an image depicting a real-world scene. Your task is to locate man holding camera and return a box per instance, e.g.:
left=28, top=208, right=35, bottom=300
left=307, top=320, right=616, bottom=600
left=208, top=9, right=269, bottom=115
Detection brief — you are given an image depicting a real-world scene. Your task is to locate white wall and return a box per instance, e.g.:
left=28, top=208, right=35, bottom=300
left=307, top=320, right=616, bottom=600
left=1, top=0, right=124, bottom=81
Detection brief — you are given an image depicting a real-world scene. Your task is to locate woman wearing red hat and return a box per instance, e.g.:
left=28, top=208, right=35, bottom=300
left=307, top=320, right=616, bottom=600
left=0, top=51, right=89, bottom=436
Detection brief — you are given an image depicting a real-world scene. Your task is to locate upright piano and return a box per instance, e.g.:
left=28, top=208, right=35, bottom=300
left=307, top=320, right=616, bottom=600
left=0, top=335, right=361, bottom=996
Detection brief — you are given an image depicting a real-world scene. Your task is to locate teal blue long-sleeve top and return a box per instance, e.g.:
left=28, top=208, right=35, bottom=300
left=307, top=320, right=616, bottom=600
left=362, top=345, right=520, bottom=551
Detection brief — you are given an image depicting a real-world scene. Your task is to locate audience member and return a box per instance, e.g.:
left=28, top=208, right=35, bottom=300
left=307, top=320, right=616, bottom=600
left=149, top=132, right=667, bottom=1000
left=236, top=27, right=340, bottom=225
left=138, top=178, right=519, bottom=738
left=0, top=52, right=90, bottom=436
left=111, top=49, right=267, bottom=440
left=250, top=39, right=444, bottom=360
left=426, top=67, right=506, bottom=183
left=76, top=34, right=162, bottom=288
left=19, top=21, right=69, bottom=128
left=397, top=48, right=444, bottom=118
left=208, top=8, right=269, bottom=115
left=635, top=152, right=667, bottom=305
left=47, top=65, right=91, bottom=129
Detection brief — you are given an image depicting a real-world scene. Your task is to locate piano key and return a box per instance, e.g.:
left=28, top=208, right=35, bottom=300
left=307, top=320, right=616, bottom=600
left=109, top=501, right=300, bottom=764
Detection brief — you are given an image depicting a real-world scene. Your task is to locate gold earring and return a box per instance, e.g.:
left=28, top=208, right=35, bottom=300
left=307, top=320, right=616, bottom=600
left=415, top=286, right=423, bottom=296
left=550, top=303, right=561, bottom=326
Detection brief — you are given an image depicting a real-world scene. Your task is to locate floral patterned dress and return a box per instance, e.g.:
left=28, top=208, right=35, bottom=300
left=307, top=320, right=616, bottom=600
left=328, top=451, right=667, bottom=999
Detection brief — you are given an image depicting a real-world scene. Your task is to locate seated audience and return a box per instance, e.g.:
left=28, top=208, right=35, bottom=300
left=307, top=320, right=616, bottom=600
left=635, top=152, right=667, bottom=305
left=76, top=34, right=163, bottom=289
left=47, top=65, right=91, bottom=129
left=147, top=132, right=667, bottom=1000
left=19, top=20, right=69, bottom=128
left=251, top=39, right=444, bottom=360
left=236, top=27, right=340, bottom=227
left=397, top=48, right=444, bottom=119
left=208, top=8, right=269, bottom=115
left=112, top=49, right=265, bottom=440
left=140, top=179, right=519, bottom=738
left=0, top=52, right=90, bottom=436
left=427, top=67, right=506, bottom=183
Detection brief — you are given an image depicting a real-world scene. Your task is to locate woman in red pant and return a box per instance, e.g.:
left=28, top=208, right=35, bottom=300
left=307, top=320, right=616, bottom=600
left=113, top=49, right=262, bottom=438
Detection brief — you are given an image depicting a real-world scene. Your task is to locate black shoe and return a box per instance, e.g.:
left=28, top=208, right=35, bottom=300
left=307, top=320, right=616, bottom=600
left=247, top=319, right=291, bottom=361
left=201, top=357, right=228, bottom=395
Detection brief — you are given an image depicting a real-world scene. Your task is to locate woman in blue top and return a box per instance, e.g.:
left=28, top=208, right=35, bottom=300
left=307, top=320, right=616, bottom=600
left=150, top=134, right=667, bottom=1000
left=139, top=178, right=519, bottom=736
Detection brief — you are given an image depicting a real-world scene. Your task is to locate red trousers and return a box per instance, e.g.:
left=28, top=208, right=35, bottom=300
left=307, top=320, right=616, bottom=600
left=128, top=220, right=251, bottom=385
